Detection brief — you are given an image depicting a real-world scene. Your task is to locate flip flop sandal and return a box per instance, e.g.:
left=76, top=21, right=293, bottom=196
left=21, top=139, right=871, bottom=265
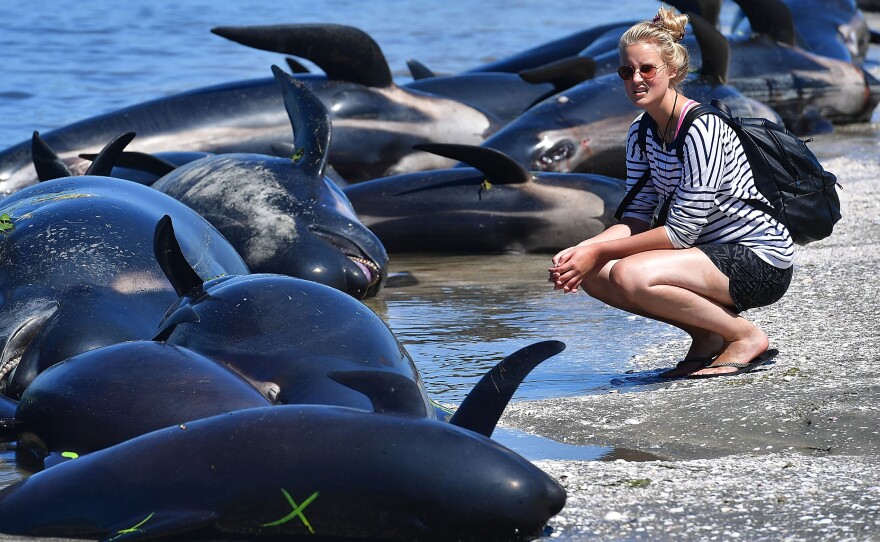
left=687, top=349, right=778, bottom=379
left=659, top=357, right=714, bottom=379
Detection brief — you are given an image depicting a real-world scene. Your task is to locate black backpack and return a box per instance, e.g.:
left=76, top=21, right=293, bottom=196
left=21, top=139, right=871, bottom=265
left=615, top=99, right=841, bottom=245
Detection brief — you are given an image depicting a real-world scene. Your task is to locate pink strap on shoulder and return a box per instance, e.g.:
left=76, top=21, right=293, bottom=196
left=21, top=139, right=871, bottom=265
left=674, top=100, right=698, bottom=139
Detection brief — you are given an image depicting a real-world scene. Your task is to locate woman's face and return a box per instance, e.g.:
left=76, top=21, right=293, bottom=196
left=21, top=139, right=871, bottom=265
left=620, top=43, right=674, bottom=110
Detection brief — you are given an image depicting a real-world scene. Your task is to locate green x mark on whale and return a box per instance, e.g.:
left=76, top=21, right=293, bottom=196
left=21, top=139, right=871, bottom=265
left=261, top=489, right=319, bottom=534
left=107, top=512, right=155, bottom=541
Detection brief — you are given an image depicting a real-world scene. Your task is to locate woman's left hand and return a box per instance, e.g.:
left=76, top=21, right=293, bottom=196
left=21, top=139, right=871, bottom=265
left=548, top=245, right=603, bottom=293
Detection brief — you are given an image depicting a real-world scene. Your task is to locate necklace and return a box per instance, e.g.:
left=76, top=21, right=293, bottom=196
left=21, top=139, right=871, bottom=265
left=663, top=90, right=679, bottom=145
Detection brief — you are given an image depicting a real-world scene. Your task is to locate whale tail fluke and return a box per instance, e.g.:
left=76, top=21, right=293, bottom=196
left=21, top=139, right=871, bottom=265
left=450, top=340, right=565, bottom=437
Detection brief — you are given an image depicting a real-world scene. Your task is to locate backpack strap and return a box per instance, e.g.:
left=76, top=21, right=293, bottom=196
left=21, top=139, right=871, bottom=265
left=637, top=113, right=652, bottom=158
left=613, top=169, right=650, bottom=222
left=671, top=102, right=715, bottom=163
left=614, top=114, right=654, bottom=222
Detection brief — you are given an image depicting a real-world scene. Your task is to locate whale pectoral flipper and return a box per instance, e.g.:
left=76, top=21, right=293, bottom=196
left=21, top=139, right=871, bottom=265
left=328, top=370, right=428, bottom=417
left=102, top=510, right=218, bottom=542
left=450, top=340, right=565, bottom=437
left=412, top=143, right=531, bottom=185
left=80, top=151, right=178, bottom=177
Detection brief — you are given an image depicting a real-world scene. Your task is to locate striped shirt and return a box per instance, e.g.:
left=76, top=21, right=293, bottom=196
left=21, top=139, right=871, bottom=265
left=621, top=110, right=795, bottom=269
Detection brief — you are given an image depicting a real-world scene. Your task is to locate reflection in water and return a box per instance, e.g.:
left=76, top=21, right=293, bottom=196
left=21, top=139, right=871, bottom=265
left=494, top=427, right=608, bottom=461
left=0, top=445, right=23, bottom=490
left=366, top=253, right=683, bottom=405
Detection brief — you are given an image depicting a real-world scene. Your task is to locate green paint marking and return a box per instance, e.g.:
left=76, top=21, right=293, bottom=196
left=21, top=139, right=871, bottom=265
left=260, top=488, right=319, bottom=533
left=292, top=147, right=305, bottom=162
left=477, top=179, right=494, bottom=201
left=0, top=213, right=13, bottom=233
left=61, top=451, right=79, bottom=459
left=107, top=512, right=155, bottom=541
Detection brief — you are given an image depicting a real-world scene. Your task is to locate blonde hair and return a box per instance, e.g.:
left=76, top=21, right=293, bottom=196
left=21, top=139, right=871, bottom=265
left=619, top=5, right=690, bottom=90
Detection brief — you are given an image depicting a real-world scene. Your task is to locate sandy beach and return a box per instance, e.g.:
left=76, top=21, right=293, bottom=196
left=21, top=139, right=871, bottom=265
left=502, top=150, right=880, bottom=540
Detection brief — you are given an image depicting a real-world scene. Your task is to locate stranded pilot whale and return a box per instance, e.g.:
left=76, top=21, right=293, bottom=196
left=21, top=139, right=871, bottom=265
left=153, top=213, right=566, bottom=423
left=344, top=143, right=626, bottom=254
left=0, top=23, right=501, bottom=193
left=0, top=137, right=249, bottom=400
left=3, top=215, right=565, bottom=466
left=477, top=10, right=783, bottom=178
left=8, top=340, right=273, bottom=466
left=0, top=216, right=567, bottom=540
left=0, top=405, right=567, bottom=541
left=151, top=66, right=388, bottom=299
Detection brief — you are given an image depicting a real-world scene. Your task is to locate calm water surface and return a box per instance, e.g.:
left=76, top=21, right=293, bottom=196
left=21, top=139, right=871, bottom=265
left=0, top=0, right=878, bottom=506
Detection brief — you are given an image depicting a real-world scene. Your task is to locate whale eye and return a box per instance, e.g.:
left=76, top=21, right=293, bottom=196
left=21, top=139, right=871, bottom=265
left=534, top=141, right=576, bottom=171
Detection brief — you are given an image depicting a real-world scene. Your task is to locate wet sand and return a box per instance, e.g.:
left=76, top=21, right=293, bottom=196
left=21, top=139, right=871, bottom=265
left=502, top=154, right=880, bottom=540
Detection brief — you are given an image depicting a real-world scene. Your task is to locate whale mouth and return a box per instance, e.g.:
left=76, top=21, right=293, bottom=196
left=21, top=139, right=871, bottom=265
left=348, top=255, right=380, bottom=286
left=0, top=356, right=19, bottom=390
left=310, top=227, right=383, bottom=288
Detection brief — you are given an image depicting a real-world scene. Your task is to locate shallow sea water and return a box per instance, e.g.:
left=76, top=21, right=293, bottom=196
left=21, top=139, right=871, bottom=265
left=0, top=0, right=878, bottom=515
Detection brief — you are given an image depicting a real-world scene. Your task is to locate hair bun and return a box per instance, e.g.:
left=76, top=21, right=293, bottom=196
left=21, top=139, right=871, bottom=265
left=652, top=6, right=688, bottom=42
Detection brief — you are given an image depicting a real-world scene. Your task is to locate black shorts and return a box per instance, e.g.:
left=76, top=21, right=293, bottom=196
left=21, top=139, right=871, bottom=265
left=697, top=244, right=793, bottom=313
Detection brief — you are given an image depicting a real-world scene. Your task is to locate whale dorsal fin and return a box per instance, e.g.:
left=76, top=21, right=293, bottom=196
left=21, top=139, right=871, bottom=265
left=406, top=58, right=437, bottom=80
left=31, top=132, right=72, bottom=181
left=212, top=24, right=393, bottom=88
left=690, top=11, right=729, bottom=85
left=663, top=0, right=721, bottom=28
left=450, top=340, right=565, bottom=437
left=80, top=151, right=178, bottom=177
left=731, top=0, right=795, bottom=46
left=285, top=57, right=310, bottom=74
left=271, top=65, right=332, bottom=182
left=329, top=370, right=429, bottom=417
left=519, top=56, right=597, bottom=93
left=84, top=132, right=136, bottom=177
left=413, top=143, right=532, bottom=185
left=153, top=215, right=203, bottom=298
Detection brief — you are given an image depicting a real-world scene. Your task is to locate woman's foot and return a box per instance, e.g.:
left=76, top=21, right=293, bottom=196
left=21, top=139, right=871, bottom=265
left=690, top=327, right=770, bottom=377
left=659, top=331, right=725, bottom=378
left=659, top=357, right=712, bottom=378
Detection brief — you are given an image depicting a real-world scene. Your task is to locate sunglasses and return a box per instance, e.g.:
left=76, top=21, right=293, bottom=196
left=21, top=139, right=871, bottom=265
left=617, top=63, right=666, bottom=81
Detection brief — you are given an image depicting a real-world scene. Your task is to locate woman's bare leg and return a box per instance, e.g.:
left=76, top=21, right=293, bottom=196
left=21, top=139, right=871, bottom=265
left=581, top=248, right=768, bottom=376
left=580, top=257, right=723, bottom=375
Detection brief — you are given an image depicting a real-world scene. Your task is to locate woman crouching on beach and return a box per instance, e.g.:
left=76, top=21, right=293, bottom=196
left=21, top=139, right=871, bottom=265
left=547, top=6, right=794, bottom=378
